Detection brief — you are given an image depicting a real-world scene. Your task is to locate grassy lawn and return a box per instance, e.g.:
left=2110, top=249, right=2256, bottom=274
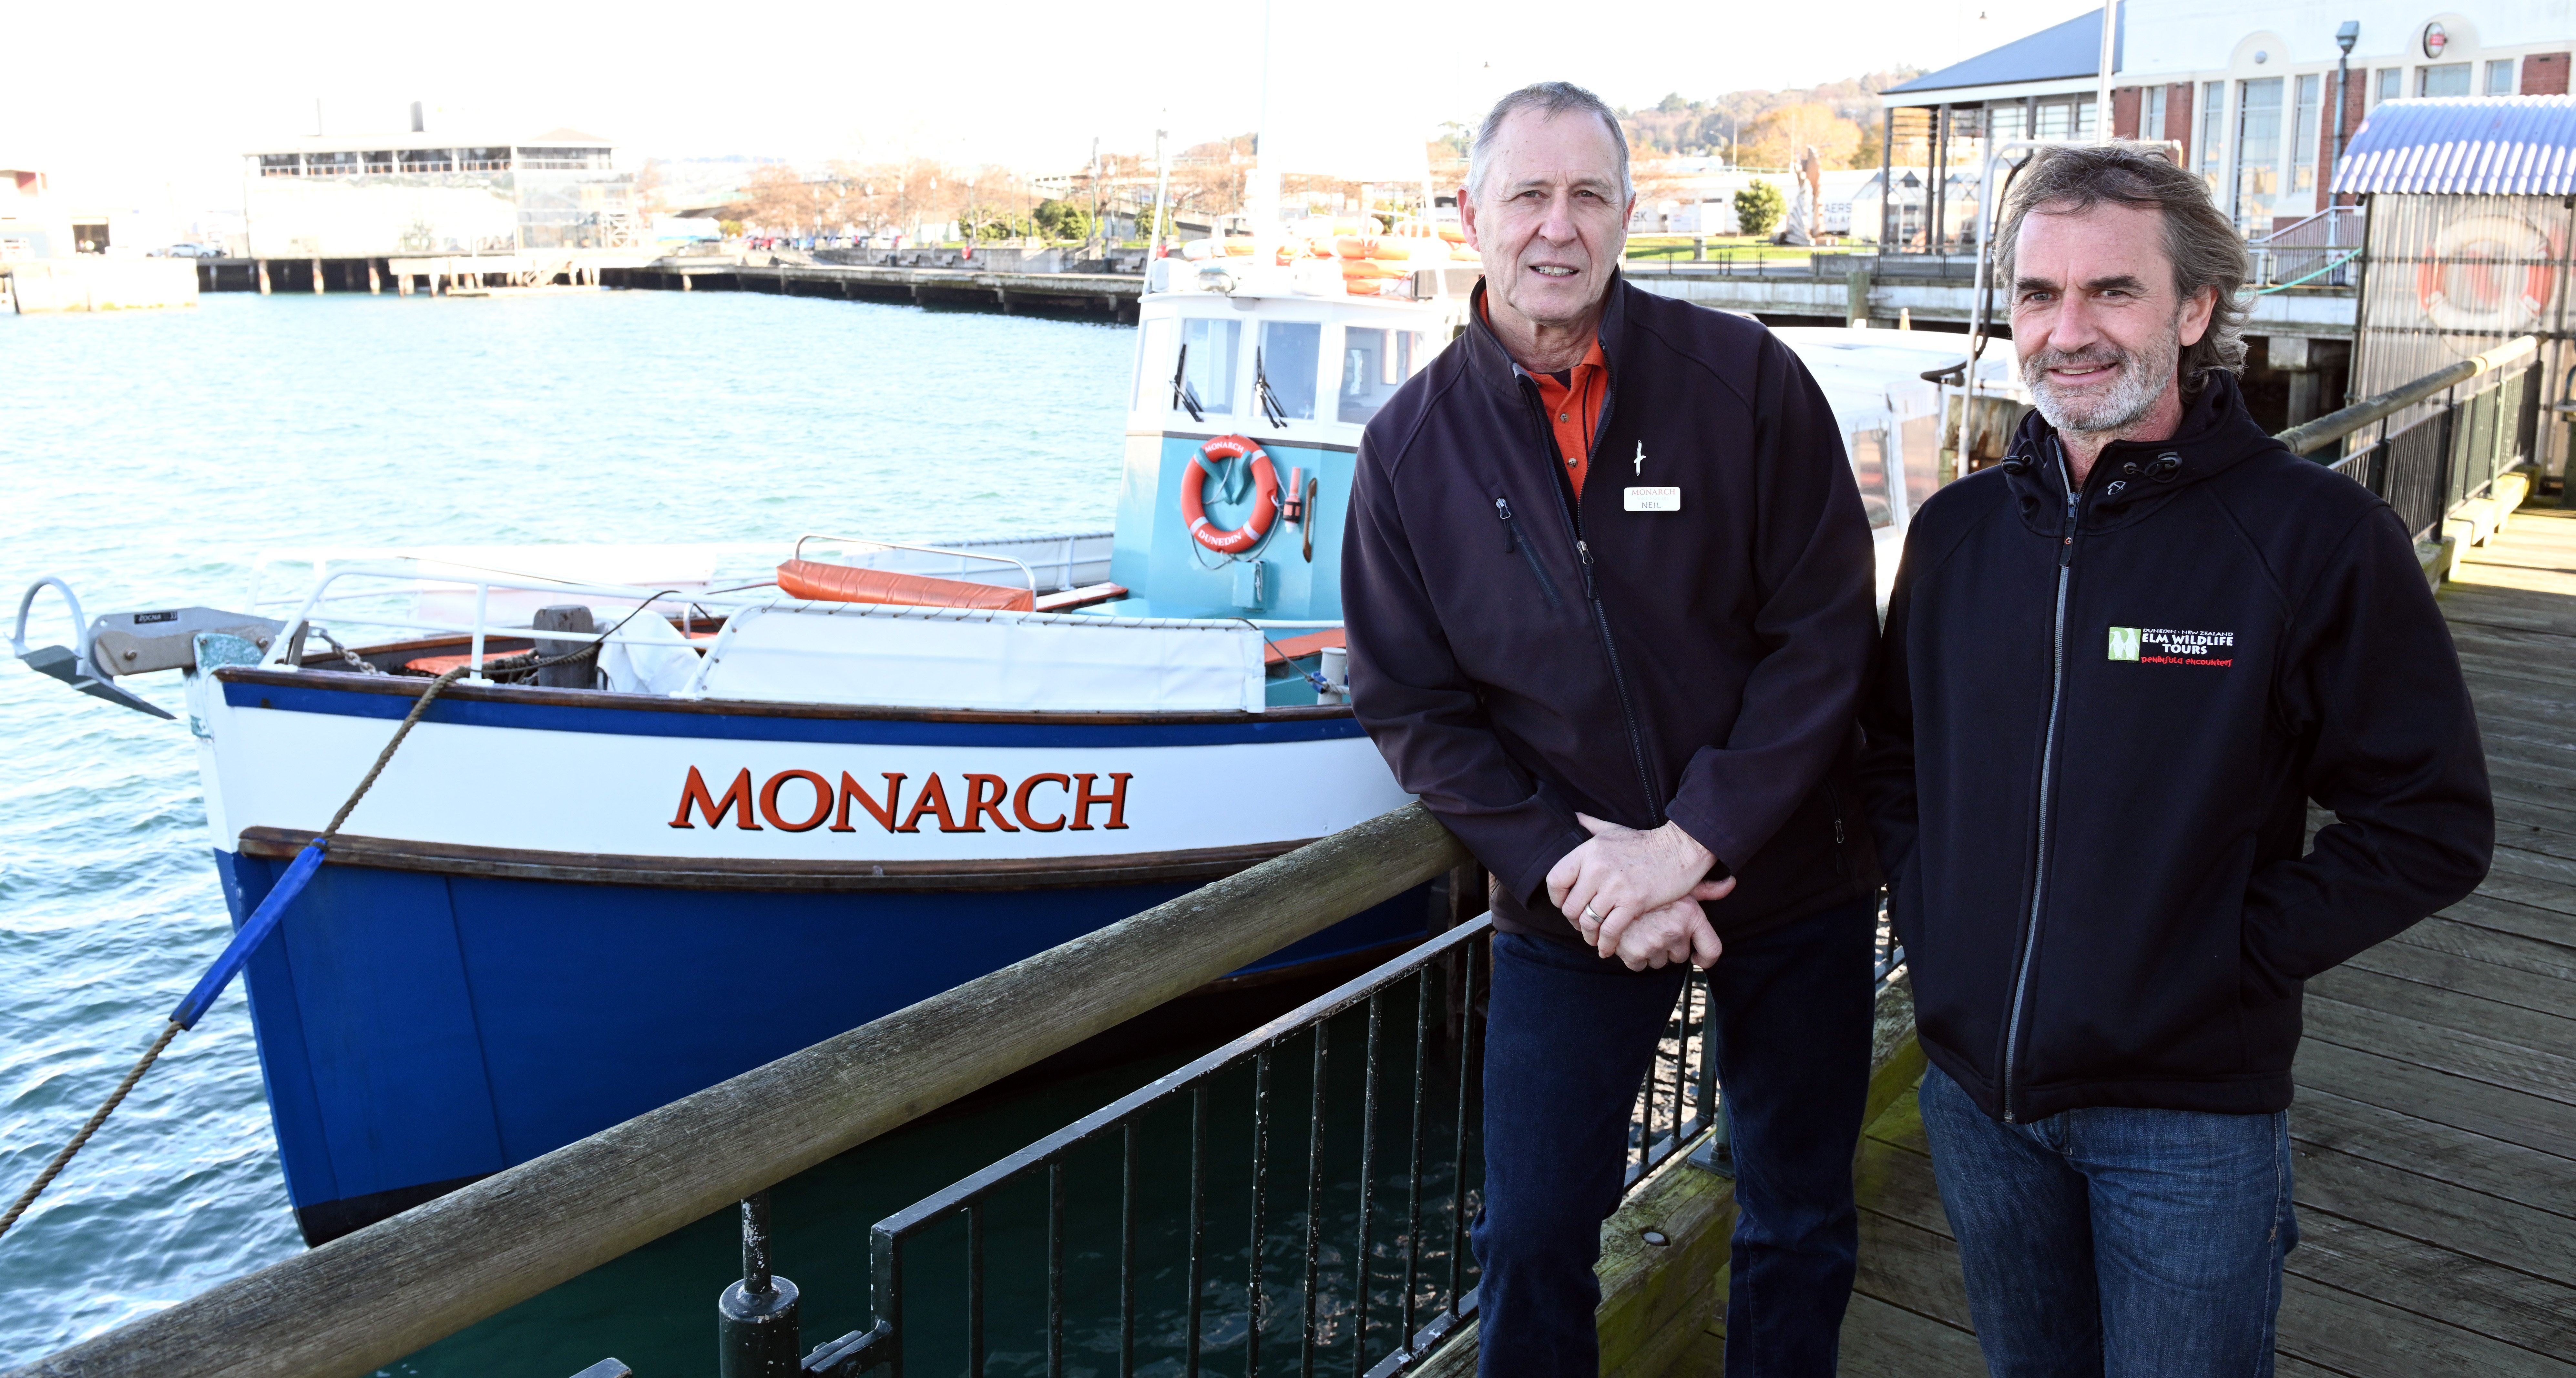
left=1623, top=235, right=1873, bottom=262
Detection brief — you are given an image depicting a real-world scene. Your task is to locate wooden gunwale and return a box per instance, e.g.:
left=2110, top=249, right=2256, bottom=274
left=233, top=825, right=1307, bottom=892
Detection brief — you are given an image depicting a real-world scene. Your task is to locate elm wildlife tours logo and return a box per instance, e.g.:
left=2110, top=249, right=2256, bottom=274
left=2109, top=626, right=2235, bottom=667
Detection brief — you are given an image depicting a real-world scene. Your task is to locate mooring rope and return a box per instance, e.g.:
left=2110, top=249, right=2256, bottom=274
left=0, top=602, right=650, bottom=1243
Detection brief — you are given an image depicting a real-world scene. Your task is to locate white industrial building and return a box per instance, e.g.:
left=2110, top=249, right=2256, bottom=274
left=242, top=127, right=639, bottom=259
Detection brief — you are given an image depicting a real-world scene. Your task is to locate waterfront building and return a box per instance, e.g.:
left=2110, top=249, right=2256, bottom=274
left=1879, top=2, right=2572, bottom=243
left=0, top=168, right=77, bottom=260
left=241, top=127, right=640, bottom=259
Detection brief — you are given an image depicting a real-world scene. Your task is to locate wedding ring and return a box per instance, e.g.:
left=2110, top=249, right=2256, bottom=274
left=1581, top=906, right=1600, bottom=928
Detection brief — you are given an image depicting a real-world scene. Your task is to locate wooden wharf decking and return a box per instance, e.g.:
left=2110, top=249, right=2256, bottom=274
left=1771, top=502, right=2576, bottom=1376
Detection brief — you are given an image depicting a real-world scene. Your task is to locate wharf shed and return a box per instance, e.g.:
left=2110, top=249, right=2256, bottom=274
left=2335, top=95, right=2576, bottom=486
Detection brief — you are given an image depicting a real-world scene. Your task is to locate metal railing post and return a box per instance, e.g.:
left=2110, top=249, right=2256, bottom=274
left=718, top=1192, right=802, bottom=1378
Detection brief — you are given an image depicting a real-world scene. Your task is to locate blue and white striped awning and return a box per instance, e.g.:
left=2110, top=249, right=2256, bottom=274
left=2335, top=96, right=2576, bottom=196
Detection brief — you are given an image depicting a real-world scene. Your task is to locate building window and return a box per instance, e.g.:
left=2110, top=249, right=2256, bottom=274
left=257, top=154, right=302, bottom=178
left=2198, top=82, right=2229, bottom=192
left=2373, top=68, right=2404, bottom=106
left=2236, top=77, right=2283, bottom=224
left=2487, top=59, right=2518, bottom=96
left=2144, top=86, right=2168, bottom=142
left=2420, top=63, right=2472, bottom=96
left=306, top=150, right=359, bottom=177
left=1990, top=101, right=2027, bottom=146
left=2291, top=74, right=2322, bottom=196
left=2031, top=95, right=2096, bottom=141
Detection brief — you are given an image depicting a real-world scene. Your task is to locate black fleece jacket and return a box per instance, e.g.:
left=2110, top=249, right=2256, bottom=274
left=1344, top=276, right=1882, bottom=946
left=1859, top=371, right=2492, bottom=1122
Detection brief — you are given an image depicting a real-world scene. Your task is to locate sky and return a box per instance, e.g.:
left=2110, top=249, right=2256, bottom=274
left=2, top=0, right=2101, bottom=213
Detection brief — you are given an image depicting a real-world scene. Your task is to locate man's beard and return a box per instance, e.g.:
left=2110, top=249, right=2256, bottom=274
left=2022, top=318, right=2182, bottom=436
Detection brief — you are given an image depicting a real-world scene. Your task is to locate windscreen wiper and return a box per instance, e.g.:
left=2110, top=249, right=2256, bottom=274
left=1253, top=347, right=1288, bottom=430
left=1171, top=344, right=1204, bottom=423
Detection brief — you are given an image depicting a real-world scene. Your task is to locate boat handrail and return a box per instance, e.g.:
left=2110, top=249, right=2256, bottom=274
left=792, top=532, right=1039, bottom=596
left=254, top=559, right=1344, bottom=680
left=254, top=560, right=772, bottom=677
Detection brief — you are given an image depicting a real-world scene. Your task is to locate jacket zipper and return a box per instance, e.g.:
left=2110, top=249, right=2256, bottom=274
left=1823, top=779, right=1849, bottom=878
left=1517, top=383, right=1661, bottom=820
left=2001, top=445, right=2081, bottom=1122
left=1494, top=497, right=1562, bottom=609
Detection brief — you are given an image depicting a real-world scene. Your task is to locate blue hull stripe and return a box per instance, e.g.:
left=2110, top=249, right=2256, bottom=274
left=222, top=679, right=1366, bottom=747
left=209, top=847, right=1427, bottom=1221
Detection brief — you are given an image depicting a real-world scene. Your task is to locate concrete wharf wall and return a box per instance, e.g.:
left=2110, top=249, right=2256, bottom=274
left=4, top=257, right=199, bottom=313
left=601, top=255, right=1146, bottom=322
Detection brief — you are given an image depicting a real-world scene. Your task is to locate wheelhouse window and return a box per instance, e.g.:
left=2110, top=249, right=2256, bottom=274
left=1177, top=318, right=1239, bottom=417
left=1133, top=317, right=1175, bottom=412
left=1339, top=328, right=1425, bottom=424
left=1257, top=321, right=1321, bottom=422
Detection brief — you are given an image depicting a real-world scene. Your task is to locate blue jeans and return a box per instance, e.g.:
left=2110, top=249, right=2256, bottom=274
left=1474, top=898, right=1876, bottom=1378
left=1918, top=1064, right=2296, bottom=1378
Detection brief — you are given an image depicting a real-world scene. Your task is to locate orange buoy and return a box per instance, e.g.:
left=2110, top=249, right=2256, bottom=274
left=1181, top=435, right=1281, bottom=555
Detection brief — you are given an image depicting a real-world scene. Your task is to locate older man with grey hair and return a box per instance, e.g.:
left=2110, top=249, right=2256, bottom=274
left=1342, top=81, right=1883, bottom=1375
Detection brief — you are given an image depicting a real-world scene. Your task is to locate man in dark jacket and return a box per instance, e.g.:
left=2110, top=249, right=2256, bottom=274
left=1343, top=81, right=1882, bottom=1376
left=1860, top=144, right=2492, bottom=1375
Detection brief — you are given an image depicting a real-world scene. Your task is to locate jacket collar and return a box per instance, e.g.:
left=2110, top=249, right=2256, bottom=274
left=1998, top=370, right=2282, bottom=527
left=1464, top=270, right=1628, bottom=401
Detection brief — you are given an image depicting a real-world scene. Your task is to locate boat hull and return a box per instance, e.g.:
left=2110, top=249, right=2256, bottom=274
left=191, top=668, right=1421, bottom=1241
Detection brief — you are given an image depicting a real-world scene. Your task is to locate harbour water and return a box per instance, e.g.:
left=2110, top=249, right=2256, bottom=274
left=0, top=289, right=1141, bottom=1368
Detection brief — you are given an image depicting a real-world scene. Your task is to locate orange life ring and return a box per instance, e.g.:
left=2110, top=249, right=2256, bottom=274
left=1181, top=435, right=1280, bottom=555
left=2414, top=213, right=2561, bottom=333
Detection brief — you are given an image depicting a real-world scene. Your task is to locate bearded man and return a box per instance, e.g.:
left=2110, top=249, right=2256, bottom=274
left=1858, top=144, right=2492, bottom=1374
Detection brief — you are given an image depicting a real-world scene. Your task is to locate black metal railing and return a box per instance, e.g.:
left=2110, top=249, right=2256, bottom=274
left=807, top=919, right=1491, bottom=1378
left=793, top=913, right=1907, bottom=1378
left=2276, top=335, right=2542, bottom=541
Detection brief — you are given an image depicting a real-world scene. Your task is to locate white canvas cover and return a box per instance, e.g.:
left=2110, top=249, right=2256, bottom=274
left=689, top=603, right=1269, bottom=713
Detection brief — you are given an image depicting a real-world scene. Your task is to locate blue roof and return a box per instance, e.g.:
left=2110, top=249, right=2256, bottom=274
left=1885, top=8, right=2121, bottom=97
left=2334, top=96, right=2576, bottom=195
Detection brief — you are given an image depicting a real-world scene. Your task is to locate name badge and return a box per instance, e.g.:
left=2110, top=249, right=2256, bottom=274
left=1624, top=487, right=1681, bottom=513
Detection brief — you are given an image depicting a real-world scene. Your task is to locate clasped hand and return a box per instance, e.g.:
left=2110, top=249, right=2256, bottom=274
left=1545, top=814, right=1734, bottom=971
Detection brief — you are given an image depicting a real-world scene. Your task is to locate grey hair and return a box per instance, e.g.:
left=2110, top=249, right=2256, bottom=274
left=1467, top=81, right=1633, bottom=207
left=1994, top=142, right=2249, bottom=393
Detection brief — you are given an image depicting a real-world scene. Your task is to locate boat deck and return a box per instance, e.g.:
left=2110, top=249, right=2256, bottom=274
left=1771, top=505, right=2576, bottom=1374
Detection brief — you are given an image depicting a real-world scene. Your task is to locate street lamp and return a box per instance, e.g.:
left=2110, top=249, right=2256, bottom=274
left=2332, top=21, right=2361, bottom=184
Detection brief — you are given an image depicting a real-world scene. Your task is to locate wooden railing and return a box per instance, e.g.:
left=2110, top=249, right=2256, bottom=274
left=6, top=807, right=1468, bottom=1378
